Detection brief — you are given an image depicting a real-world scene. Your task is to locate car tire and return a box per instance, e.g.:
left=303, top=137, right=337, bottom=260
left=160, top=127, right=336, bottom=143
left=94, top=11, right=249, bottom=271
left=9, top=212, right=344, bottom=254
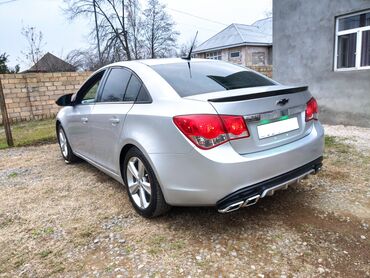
left=57, top=125, right=79, bottom=164
left=123, top=147, right=171, bottom=218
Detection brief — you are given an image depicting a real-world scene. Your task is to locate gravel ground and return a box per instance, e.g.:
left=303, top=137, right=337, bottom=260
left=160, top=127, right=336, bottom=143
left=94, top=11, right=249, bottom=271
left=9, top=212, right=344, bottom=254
left=0, top=125, right=369, bottom=277
left=323, top=124, right=370, bottom=152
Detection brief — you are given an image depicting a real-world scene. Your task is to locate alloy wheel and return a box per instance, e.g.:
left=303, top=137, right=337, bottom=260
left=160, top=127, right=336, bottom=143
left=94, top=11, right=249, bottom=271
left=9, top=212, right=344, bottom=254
left=58, top=129, right=68, bottom=157
left=126, top=156, right=152, bottom=209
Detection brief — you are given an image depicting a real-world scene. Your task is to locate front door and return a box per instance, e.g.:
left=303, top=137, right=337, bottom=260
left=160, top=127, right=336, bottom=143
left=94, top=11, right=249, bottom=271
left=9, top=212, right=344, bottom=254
left=66, top=70, right=106, bottom=159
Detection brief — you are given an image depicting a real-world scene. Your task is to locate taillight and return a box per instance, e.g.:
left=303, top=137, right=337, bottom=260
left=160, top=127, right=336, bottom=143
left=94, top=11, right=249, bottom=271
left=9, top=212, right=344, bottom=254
left=173, top=114, right=249, bottom=149
left=305, top=97, right=318, bottom=122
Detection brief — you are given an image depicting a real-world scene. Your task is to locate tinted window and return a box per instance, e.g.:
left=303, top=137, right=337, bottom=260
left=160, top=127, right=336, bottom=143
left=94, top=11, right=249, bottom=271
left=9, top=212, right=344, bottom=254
left=78, top=70, right=105, bottom=104
left=124, top=74, right=141, bottom=101
left=136, top=86, right=151, bottom=102
left=101, top=68, right=131, bottom=102
left=151, top=61, right=274, bottom=97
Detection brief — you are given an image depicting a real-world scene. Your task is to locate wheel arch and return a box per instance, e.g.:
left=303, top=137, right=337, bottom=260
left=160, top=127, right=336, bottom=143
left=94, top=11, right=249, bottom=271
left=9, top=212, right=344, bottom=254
left=118, top=142, right=166, bottom=199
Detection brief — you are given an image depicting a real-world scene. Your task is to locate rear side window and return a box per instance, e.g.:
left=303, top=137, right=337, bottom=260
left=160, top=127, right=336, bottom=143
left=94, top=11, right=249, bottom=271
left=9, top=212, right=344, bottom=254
left=101, top=68, right=131, bottom=102
left=136, top=86, right=151, bottom=102
left=151, top=61, right=275, bottom=97
left=124, top=74, right=142, bottom=101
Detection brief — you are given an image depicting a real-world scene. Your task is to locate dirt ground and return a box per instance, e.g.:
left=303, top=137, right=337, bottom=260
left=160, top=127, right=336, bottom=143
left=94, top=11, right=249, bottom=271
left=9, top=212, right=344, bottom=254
left=0, top=125, right=369, bottom=277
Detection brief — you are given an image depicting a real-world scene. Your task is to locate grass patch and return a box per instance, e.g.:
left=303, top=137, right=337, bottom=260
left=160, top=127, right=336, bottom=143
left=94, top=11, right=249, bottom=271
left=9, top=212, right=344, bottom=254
left=39, top=250, right=52, bottom=258
left=325, top=135, right=351, bottom=154
left=31, top=227, right=55, bottom=238
left=0, top=118, right=56, bottom=149
left=7, top=172, right=18, bottom=178
left=169, top=240, right=186, bottom=250
left=148, top=235, right=167, bottom=255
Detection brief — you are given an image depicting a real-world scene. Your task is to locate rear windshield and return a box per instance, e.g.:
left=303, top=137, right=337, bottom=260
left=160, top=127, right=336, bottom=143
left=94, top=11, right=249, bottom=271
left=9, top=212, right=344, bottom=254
left=151, top=61, right=275, bottom=97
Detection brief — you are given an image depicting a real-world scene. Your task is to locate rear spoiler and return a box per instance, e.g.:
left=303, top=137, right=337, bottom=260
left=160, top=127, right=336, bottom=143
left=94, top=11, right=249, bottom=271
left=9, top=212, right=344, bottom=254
left=208, top=86, right=308, bottom=102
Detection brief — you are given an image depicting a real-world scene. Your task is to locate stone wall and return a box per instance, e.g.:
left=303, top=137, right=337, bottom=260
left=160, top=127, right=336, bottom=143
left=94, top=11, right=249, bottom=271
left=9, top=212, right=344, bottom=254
left=250, top=65, right=273, bottom=78
left=0, top=72, right=91, bottom=124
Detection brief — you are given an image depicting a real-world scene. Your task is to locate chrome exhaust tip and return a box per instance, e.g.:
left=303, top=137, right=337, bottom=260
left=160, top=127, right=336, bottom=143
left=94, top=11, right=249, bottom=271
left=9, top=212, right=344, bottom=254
left=243, top=195, right=260, bottom=207
left=218, top=201, right=244, bottom=213
left=218, top=195, right=261, bottom=213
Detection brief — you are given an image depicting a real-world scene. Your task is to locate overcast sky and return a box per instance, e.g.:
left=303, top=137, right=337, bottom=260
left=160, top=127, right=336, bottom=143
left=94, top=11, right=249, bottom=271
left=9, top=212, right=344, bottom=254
left=0, top=0, right=272, bottom=70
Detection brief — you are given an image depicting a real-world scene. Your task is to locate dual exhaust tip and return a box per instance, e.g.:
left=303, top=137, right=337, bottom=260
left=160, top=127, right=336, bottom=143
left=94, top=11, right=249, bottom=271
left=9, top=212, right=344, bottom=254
left=218, top=195, right=260, bottom=213
left=218, top=168, right=318, bottom=213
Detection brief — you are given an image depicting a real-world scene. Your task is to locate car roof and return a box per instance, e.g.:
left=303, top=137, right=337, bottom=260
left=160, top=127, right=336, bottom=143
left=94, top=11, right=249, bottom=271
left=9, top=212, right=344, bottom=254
left=106, top=58, right=214, bottom=68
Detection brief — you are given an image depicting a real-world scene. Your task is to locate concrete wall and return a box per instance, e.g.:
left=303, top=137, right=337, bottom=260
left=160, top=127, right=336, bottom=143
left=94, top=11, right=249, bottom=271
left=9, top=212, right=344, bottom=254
left=273, top=0, right=370, bottom=127
left=0, top=72, right=91, bottom=124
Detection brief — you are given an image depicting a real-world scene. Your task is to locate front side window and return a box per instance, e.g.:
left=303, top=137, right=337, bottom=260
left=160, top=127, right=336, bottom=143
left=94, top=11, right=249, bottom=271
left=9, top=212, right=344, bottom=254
left=335, top=10, right=370, bottom=70
left=100, top=68, right=131, bottom=102
left=151, top=61, right=275, bottom=97
left=78, top=70, right=105, bottom=105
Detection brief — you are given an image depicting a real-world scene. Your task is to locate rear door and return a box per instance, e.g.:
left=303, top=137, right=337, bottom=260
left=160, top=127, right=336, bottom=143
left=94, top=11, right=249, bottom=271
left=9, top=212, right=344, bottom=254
left=89, top=67, right=142, bottom=173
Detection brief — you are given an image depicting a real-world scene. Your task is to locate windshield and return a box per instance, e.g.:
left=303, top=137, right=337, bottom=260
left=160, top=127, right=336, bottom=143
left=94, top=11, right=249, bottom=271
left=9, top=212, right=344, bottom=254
left=151, top=61, right=275, bottom=97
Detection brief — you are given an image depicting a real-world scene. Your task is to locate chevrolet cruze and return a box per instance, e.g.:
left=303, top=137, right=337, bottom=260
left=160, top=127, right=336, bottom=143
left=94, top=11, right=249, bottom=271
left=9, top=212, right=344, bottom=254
left=56, top=58, right=324, bottom=218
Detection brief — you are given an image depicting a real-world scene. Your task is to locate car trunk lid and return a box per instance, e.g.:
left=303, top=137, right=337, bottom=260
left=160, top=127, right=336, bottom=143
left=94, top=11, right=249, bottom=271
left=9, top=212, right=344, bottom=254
left=185, top=85, right=313, bottom=155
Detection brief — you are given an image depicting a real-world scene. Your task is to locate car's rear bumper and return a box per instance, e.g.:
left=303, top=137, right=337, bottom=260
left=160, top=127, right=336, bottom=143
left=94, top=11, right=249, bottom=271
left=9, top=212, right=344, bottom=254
left=216, top=156, right=322, bottom=212
left=149, top=121, right=324, bottom=206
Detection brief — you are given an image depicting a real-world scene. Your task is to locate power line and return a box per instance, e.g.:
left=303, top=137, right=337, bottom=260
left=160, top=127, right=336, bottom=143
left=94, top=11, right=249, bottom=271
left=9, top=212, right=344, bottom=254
left=168, top=8, right=228, bottom=26
left=0, top=0, right=17, bottom=5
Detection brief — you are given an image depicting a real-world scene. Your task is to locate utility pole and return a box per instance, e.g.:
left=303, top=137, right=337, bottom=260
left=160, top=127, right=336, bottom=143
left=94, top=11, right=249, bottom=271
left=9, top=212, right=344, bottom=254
left=0, top=77, right=14, bottom=147
left=93, top=0, right=102, bottom=65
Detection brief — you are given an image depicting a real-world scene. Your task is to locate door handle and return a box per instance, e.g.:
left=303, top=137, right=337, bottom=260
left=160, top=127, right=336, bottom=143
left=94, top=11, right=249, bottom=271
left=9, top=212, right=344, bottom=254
left=109, top=117, right=120, bottom=125
left=81, top=117, right=88, bottom=124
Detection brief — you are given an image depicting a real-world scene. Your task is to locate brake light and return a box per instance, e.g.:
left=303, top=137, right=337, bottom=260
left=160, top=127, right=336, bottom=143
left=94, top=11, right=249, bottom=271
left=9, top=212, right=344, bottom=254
left=305, top=97, right=318, bottom=122
left=173, top=114, right=249, bottom=149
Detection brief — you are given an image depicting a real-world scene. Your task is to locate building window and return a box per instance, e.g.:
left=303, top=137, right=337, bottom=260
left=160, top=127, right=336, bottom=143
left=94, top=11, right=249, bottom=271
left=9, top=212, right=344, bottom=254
left=252, top=52, right=266, bottom=65
left=206, top=51, right=222, bottom=60
left=229, top=51, right=240, bottom=58
left=335, top=10, right=370, bottom=70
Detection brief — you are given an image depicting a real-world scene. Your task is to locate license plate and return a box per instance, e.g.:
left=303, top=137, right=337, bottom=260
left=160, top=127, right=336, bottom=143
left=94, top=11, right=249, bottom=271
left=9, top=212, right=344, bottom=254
left=257, top=117, right=299, bottom=139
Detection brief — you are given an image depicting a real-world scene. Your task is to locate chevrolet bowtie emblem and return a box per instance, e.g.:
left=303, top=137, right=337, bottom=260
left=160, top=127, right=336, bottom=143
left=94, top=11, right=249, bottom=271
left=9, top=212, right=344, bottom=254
left=276, top=98, right=289, bottom=106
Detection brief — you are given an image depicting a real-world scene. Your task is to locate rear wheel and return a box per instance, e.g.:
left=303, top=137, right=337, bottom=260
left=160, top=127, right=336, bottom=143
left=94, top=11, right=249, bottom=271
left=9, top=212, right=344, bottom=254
left=57, top=126, right=79, bottom=163
left=123, top=147, right=170, bottom=218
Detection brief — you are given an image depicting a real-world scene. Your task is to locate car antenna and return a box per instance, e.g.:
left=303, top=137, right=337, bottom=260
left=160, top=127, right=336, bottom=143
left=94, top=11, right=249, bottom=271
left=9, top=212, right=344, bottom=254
left=182, top=31, right=198, bottom=61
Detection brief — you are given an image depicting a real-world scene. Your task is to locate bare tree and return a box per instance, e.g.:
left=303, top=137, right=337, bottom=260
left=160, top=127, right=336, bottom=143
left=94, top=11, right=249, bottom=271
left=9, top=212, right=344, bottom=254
left=264, top=9, right=272, bottom=17
left=64, top=0, right=132, bottom=61
left=21, top=26, right=45, bottom=69
left=64, top=0, right=179, bottom=65
left=142, top=0, right=179, bottom=58
left=127, top=0, right=144, bottom=59
left=178, top=37, right=198, bottom=58
left=65, top=48, right=101, bottom=71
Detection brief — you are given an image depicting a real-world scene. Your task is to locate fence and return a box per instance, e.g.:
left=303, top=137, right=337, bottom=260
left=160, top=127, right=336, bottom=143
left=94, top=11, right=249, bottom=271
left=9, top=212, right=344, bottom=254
left=0, top=72, right=91, bottom=124
left=0, top=66, right=273, bottom=124
left=250, top=65, right=273, bottom=78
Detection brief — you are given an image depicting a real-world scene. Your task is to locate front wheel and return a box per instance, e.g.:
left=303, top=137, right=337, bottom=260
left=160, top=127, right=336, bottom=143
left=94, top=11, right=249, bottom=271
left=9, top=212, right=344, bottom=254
left=57, top=126, right=79, bottom=164
left=123, top=147, right=171, bottom=218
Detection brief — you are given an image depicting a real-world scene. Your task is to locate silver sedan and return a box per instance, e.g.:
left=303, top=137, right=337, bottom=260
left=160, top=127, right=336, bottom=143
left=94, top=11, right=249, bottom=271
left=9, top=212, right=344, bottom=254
left=56, top=58, right=324, bottom=217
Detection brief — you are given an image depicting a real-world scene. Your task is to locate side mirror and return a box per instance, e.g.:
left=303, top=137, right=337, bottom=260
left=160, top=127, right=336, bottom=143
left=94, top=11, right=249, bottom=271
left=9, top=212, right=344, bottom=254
left=56, top=93, right=74, bottom=107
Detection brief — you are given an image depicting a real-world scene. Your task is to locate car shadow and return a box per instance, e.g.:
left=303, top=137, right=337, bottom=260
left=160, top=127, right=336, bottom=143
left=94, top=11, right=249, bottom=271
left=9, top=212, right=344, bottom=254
left=72, top=159, right=327, bottom=235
